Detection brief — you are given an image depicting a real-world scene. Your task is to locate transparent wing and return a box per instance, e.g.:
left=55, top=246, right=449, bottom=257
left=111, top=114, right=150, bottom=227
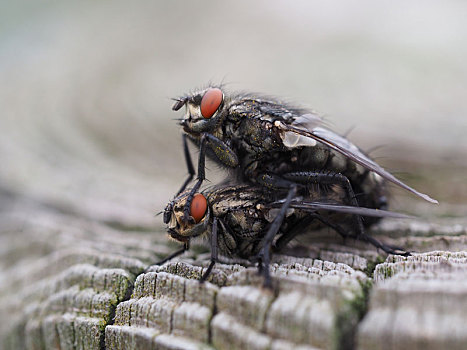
left=274, top=120, right=438, bottom=204
left=271, top=200, right=412, bottom=219
left=279, top=113, right=323, bottom=148
left=291, top=113, right=323, bottom=130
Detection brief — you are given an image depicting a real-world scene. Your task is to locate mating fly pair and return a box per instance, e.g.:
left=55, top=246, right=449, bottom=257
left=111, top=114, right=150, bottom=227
left=162, top=85, right=437, bottom=285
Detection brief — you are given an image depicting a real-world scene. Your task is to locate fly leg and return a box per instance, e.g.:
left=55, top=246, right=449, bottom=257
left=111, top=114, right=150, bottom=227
left=182, top=134, right=208, bottom=223
left=145, top=241, right=190, bottom=272
left=272, top=212, right=370, bottom=253
left=157, top=241, right=190, bottom=264
left=358, top=234, right=410, bottom=256
left=257, top=184, right=297, bottom=288
left=282, top=171, right=365, bottom=239
left=183, top=133, right=238, bottom=223
left=304, top=214, right=409, bottom=256
left=200, top=217, right=218, bottom=282
left=163, top=135, right=195, bottom=224
left=273, top=215, right=318, bottom=252
left=177, top=134, right=195, bottom=195
left=317, top=215, right=409, bottom=255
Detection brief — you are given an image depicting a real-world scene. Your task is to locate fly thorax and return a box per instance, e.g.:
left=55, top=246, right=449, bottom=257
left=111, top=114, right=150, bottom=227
left=298, top=144, right=330, bottom=169
left=211, top=196, right=249, bottom=217
left=211, top=127, right=225, bottom=142
left=236, top=118, right=282, bottom=155
left=226, top=209, right=265, bottom=240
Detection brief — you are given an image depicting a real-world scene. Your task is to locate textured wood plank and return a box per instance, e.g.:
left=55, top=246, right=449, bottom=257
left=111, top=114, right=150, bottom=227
left=1, top=3, right=466, bottom=350
left=357, top=252, right=467, bottom=350
left=109, top=259, right=369, bottom=350
left=3, top=203, right=466, bottom=349
left=0, top=208, right=145, bottom=350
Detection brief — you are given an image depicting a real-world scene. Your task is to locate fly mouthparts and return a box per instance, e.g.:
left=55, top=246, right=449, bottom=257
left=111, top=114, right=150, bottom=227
left=172, top=98, right=187, bottom=111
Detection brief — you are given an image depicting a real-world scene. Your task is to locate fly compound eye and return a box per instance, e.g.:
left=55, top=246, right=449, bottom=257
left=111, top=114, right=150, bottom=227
left=190, top=193, right=208, bottom=223
left=200, top=88, right=223, bottom=119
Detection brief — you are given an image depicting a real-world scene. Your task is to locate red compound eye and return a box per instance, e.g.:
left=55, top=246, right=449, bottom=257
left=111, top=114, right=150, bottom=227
left=200, top=88, right=223, bottom=119
left=190, top=193, right=207, bottom=223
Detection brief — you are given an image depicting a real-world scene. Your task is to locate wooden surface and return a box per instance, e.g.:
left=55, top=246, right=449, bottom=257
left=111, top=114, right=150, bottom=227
left=1, top=2, right=466, bottom=349
left=1, top=196, right=467, bottom=349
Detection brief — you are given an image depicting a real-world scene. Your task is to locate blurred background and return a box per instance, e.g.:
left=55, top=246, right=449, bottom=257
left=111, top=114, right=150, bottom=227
left=1, top=0, right=466, bottom=230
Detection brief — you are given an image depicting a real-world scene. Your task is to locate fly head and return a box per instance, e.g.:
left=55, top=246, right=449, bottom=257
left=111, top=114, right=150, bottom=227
left=165, top=190, right=211, bottom=242
left=173, top=87, right=227, bottom=136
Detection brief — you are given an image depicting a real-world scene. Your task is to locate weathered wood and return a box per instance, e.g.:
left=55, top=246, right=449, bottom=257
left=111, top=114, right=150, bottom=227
left=108, top=258, right=369, bottom=350
left=1, top=3, right=466, bottom=349
left=6, top=208, right=467, bottom=350
left=358, top=252, right=467, bottom=350
left=2, top=193, right=467, bottom=350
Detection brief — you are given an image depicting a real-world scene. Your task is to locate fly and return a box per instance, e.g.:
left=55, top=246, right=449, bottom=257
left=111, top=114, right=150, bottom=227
left=171, top=86, right=437, bottom=234
left=162, top=184, right=410, bottom=287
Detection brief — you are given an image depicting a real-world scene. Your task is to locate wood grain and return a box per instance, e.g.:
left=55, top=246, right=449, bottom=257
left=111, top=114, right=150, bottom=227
left=0, top=3, right=466, bottom=349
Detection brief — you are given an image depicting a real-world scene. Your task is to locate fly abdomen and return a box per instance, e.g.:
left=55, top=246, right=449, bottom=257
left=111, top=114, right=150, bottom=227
left=294, top=142, right=388, bottom=209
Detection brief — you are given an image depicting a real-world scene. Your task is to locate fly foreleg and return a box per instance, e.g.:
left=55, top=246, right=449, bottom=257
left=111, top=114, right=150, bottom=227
left=182, top=134, right=208, bottom=223
left=145, top=241, right=190, bottom=272
left=183, top=133, right=238, bottom=223
left=176, top=134, right=195, bottom=195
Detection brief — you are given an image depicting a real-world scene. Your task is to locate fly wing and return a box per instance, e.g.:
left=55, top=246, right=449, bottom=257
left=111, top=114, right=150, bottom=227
left=290, top=113, right=323, bottom=130
left=277, top=200, right=412, bottom=219
left=278, top=113, right=322, bottom=148
left=274, top=120, right=438, bottom=204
